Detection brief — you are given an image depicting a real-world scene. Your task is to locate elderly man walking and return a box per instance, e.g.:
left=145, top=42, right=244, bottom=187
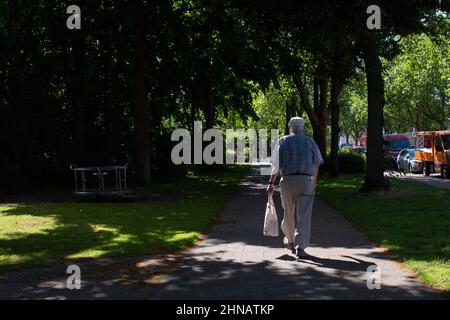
left=267, top=117, right=324, bottom=258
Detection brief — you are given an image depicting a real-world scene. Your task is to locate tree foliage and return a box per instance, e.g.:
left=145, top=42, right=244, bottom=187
left=340, top=76, right=369, bottom=140
left=0, top=0, right=447, bottom=192
left=385, top=31, right=450, bottom=132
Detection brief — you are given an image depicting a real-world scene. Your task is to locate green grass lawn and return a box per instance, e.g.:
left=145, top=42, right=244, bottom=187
left=0, top=165, right=249, bottom=273
left=317, top=174, right=450, bottom=297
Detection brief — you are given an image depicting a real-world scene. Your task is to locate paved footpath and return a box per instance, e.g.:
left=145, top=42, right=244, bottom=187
left=0, top=168, right=441, bottom=299
left=389, top=171, right=450, bottom=190
left=151, top=168, right=440, bottom=299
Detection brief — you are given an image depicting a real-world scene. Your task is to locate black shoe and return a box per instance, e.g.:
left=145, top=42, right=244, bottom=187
left=283, top=237, right=295, bottom=251
left=296, top=248, right=308, bottom=259
left=286, top=242, right=294, bottom=251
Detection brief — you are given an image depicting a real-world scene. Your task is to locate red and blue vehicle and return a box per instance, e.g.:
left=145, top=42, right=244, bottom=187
left=355, top=134, right=411, bottom=158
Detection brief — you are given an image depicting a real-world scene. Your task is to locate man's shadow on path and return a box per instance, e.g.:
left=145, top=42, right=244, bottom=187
left=276, top=254, right=375, bottom=272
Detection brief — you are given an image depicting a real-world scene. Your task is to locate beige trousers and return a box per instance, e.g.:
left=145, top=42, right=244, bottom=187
left=280, top=175, right=315, bottom=250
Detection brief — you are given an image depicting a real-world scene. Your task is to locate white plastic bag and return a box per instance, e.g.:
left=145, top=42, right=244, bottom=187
left=263, top=194, right=279, bottom=237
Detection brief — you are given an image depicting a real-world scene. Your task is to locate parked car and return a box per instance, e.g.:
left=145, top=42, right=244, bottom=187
left=397, top=149, right=423, bottom=173
left=352, top=146, right=367, bottom=155
left=340, top=143, right=353, bottom=150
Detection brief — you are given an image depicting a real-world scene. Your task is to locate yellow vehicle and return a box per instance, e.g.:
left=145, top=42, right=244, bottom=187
left=414, top=131, right=450, bottom=178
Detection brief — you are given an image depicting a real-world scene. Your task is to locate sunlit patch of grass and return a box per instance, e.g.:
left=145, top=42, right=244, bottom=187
left=317, top=174, right=450, bottom=297
left=0, top=165, right=249, bottom=273
left=0, top=207, right=58, bottom=238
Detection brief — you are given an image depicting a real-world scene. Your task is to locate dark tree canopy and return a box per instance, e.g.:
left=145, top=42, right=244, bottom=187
left=0, top=0, right=447, bottom=192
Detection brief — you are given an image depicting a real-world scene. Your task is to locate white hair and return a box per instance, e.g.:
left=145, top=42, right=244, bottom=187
left=288, top=117, right=305, bottom=133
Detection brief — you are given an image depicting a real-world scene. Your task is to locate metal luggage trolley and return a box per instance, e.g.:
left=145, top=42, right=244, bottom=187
left=70, top=164, right=128, bottom=196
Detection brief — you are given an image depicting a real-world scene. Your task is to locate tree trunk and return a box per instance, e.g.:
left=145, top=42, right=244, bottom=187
left=361, top=40, right=389, bottom=192
left=313, top=77, right=319, bottom=114
left=285, top=96, right=297, bottom=135
left=133, top=3, right=151, bottom=185
left=315, top=78, right=329, bottom=160
left=329, top=100, right=341, bottom=178
left=71, top=29, right=87, bottom=164
left=313, top=123, right=327, bottom=162
left=329, top=50, right=344, bottom=178
left=191, top=99, right=196, bottom=131
left=285, top=102, right=290, bottom=135
left=104, top=27, right=115, bottom=163
left=293, top=73, right=328, bottom=162
left=203, top=67, right=215, bottom=129
left=204, top=90, right=215, bottom=129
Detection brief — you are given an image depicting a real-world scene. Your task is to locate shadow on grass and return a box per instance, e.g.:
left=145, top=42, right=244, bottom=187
left=0, top=166, right=250, bottom=273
